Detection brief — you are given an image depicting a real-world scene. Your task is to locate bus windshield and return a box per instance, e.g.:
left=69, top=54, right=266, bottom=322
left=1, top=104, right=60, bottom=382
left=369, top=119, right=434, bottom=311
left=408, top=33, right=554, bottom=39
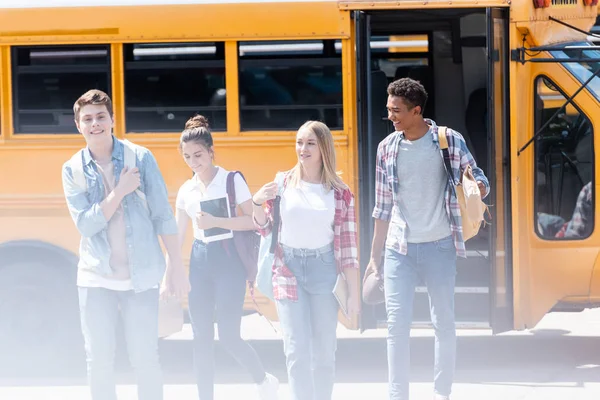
left=550, top=43, right=600, bottom=103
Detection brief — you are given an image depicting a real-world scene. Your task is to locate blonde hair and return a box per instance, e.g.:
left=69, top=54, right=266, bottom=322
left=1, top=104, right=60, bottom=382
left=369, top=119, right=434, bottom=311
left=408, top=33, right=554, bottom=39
left=287, top=121, right=347, bottom=192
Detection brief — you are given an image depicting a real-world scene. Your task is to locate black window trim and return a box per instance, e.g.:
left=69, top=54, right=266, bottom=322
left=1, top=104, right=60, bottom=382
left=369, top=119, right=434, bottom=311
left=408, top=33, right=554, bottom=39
left=533, top=74, right=595, bottom=241
left=124, top=60, right=225, bottom=70
left=123, top=42, right=227, bottom=133
left=238, top=58, right=342, bottom=68
left=237, top=41, right=344, bottom=132
left=11, top=44, right=112, bottom=135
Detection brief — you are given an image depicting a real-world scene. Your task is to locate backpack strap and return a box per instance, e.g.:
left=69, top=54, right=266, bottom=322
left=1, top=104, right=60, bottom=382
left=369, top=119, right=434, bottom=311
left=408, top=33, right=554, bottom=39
left=69, top=149, right=87, bottom=192
left=226, top=171, right=247, bottom=217
left=121, top=139, right=148, bottom=211
left=69, top=140, right=149, bottom=211
left=269, top=172, right=287, bottom=254
left=438, top=126, right=449, bottom=150
left=226, top=170, right=274, bottom=331
left=438, top=126, right=458, bottom=187
left=122, top=139, right=137, bottom=170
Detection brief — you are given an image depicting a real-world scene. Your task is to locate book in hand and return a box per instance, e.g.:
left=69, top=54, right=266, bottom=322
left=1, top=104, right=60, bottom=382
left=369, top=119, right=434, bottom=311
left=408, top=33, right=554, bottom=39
left=199, top=196, right=233, bottom=243
left=333, top=272, right=349, bottom=316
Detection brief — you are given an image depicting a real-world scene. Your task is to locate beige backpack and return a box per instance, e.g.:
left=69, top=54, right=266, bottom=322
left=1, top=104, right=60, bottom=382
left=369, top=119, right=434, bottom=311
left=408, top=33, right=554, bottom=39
left=438, top=127, right=489, bottom=241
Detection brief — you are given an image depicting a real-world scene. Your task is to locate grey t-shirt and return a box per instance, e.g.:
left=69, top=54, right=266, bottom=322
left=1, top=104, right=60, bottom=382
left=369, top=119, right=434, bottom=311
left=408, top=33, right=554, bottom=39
left=396, top=128, right=451, bottom=243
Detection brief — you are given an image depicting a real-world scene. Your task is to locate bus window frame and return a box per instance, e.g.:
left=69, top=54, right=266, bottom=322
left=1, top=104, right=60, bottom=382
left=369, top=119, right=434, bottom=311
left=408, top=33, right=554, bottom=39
left=0, top=46, right=5, bottom=139
left=532, top=74, right=595, bottom=241
left=549, top=45, right=600, bottom=105
left=0, top=46, right=14, bottom=140
left=237, top=39, right=344, bottom=133
left=11, top=44, right=112, bottom=136
left=122, top=41, right=227, bottom=134
left=1, top=38, right=352, bottom=140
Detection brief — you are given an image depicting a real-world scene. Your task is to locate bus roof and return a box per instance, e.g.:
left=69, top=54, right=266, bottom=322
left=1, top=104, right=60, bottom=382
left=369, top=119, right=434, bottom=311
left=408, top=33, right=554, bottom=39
left=0, top=0, right=332, bottom=9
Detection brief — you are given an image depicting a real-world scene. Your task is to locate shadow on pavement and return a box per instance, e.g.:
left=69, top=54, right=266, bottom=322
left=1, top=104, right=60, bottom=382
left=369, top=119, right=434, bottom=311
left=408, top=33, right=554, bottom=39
left=1, top=331, right=599, bottom=388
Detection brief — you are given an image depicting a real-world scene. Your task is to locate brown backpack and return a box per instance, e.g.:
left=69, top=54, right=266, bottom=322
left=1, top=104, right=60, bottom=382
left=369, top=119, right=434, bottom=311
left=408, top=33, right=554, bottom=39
left=226, top=171, right=261, bottom=282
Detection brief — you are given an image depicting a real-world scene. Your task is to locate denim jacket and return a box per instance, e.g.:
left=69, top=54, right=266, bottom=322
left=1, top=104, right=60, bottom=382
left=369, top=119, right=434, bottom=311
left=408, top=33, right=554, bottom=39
left=62, top=136, right=177, bottom=292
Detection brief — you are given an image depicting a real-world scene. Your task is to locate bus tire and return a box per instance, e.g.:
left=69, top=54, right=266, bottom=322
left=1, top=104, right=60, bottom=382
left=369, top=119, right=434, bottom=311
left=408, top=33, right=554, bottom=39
left=0, top=243, right=84, bottom=376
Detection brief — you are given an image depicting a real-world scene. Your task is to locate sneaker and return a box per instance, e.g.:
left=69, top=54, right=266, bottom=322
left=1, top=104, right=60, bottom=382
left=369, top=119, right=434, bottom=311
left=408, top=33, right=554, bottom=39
left=257, top=372, right=279, bottom=400
left=434, top=394, right=450, bottom=400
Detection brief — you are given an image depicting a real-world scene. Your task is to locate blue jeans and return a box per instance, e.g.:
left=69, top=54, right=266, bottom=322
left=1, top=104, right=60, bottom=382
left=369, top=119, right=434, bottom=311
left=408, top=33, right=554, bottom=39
left=384, top=236, right=457, bottom=400
left=276, top=243, right=339, bottom=400
left=188, top=240, right=266, bottom=400
left=78, top=287, right=162, bottom=400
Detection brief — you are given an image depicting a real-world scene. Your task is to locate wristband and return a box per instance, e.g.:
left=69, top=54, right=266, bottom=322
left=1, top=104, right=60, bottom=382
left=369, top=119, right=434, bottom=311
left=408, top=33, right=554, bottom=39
left=252, top=198, right=263, bottom=207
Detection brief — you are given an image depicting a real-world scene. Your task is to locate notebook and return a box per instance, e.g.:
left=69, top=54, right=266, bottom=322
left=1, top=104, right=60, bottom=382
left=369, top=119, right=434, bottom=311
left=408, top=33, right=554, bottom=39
left=333, top=272, right=349, bottom=316
left=199, top=195, right=233, bottom=242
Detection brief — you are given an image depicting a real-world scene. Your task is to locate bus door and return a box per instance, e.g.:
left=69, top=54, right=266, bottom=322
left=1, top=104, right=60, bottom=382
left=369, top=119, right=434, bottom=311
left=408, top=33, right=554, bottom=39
left=353, top=4, right=512, bottom=331
left=511, top=43, right=600, bottom=330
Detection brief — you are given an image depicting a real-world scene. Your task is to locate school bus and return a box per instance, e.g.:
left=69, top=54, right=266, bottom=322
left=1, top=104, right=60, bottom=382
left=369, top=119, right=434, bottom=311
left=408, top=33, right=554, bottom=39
left=1, top=0, right=600, bottom=366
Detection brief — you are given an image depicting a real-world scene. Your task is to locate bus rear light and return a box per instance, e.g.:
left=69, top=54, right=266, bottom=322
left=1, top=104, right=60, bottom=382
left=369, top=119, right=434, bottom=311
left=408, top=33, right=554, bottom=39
left=533, top=0, right=551, bottom=8
left=583, top=0, right=598, bottom=6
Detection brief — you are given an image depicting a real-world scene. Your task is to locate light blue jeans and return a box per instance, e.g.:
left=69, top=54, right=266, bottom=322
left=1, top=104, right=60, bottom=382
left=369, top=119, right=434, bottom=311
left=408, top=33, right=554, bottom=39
left=78, top=287, right=162, bottom=400
left=275, top=243, right=339, bottom=400
left=384, top=235, right=457, bottom=400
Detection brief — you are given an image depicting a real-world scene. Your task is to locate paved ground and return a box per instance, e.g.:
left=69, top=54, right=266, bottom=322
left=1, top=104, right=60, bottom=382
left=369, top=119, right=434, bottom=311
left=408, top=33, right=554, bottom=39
left=1, top=308, right=599, bottom=399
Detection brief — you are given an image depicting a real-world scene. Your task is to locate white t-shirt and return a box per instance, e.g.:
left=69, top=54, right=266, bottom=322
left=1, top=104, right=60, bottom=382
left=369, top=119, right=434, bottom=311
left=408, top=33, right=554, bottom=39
left=280, top=180, right=335, bottom=249
left=176, top=166, right=252, bottom=241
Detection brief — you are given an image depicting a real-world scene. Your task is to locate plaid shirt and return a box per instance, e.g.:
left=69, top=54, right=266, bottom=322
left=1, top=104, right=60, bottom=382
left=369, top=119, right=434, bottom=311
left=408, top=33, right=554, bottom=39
left=256, top=174, right=359, bottom=301
left=372, top=119, right=490, bottom=258
left=556, top=182, right=593, bottom=239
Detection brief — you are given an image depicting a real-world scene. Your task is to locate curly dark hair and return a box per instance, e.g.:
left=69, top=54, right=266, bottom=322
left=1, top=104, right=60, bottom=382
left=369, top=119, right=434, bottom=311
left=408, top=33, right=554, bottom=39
left=387, top=78, right=428, bottom=114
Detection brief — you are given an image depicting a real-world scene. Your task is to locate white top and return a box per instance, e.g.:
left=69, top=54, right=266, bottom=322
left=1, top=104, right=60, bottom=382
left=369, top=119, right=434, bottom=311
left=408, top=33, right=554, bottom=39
left=77, top=160, right=133, bottom=291
left=176, top=166, right=252, bottom=241
left=280, top=180, right=335, bottom=249
left=78, top=269, right=133, bottom=291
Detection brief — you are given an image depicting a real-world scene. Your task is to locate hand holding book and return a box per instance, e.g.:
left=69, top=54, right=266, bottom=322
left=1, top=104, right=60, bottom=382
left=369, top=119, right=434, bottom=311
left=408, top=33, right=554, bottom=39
left=195, top=211, right=218, bottom=230
left=198, top=196, right=233, bottom=242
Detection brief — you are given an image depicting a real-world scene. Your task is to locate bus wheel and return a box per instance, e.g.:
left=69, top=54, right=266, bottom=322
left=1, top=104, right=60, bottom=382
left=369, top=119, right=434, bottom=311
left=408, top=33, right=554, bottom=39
left=0, top=260, right=84, bottom=376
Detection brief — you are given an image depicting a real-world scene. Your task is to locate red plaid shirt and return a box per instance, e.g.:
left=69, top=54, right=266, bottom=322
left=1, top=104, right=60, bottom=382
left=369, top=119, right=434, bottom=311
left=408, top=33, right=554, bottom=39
left=255, top=175, right=359, bottom=301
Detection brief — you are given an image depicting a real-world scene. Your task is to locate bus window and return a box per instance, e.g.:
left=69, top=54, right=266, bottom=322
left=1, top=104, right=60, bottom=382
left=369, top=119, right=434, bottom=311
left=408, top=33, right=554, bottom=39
left=369, top=35, right=431, bottom=120
left=124, top=42, right=226, bottom=132
left=551, top=45, right=600, bottom=104
left=12, top=45, right=111, bottom=134
left=238, top=40, right=342, bottom=131
left=535, top=76, right=594, bottom=240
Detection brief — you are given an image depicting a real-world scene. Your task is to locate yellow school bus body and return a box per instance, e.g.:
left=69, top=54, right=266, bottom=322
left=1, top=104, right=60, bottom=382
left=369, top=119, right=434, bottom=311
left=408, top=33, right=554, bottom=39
left=0, top=1, right=356, bottom=332
left=1, top=0, right=600, bottom=364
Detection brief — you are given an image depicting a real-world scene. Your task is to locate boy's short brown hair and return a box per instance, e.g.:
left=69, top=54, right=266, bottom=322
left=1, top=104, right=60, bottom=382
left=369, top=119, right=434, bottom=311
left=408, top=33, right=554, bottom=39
left=73, top=89, right=113, bottom=121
